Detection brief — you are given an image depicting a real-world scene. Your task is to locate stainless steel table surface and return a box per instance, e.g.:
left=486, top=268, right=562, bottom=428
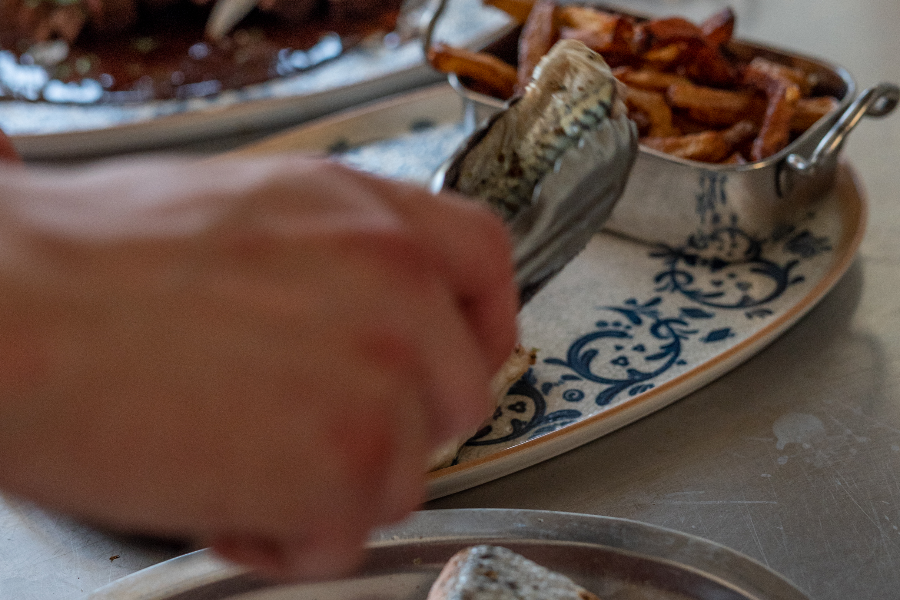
left=2, top=0, right=899, bottom=598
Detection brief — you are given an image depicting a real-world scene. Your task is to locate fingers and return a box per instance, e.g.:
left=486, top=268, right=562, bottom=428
left=0, top=129, right=21, bottom=165
left=387, top=271, right=497, bottom=443
left=210, top=532, right=367, bottom=581
left=226, top=155, right=518, bottom=392
left=276, top=159, right=517, bottom=442
left=0, top=153, right=519, bottom=582
left=297, top=163, right=516, bottom=441
left=344, top=169, right=520, bottom=374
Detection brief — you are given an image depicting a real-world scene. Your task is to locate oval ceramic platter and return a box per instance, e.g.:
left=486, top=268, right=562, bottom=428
left=233, top=83, right=867, bottom=502
left=85, top=509, right=811, bottom=599
left=0, top=0, right=511, bottom=160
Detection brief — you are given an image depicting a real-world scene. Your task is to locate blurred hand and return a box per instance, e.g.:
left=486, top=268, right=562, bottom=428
left=0, top=155, right=518, bottom=579
left=0, top=129, right=19, bottom=164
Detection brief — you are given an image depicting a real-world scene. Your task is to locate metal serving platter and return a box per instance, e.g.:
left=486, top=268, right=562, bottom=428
left=85, top=509, right=810, bottom=600
left=0, top=0, right=512, bottom=159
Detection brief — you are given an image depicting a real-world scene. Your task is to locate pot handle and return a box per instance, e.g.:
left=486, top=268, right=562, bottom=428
left=785, top=82, right=899, bottom=176
left=421, top=0, right=451, bottom=59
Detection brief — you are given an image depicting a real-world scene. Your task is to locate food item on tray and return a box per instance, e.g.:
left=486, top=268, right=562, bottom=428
left=427, top=1, right=841, bottom=163
left=0, top=0, right=404, bottom=103
left=514, top=0, right=556, bottom=93
left=641, top=119, right=756, bottom=162
left=428, top=545, right=602, bottom=600
left=429, top=43, right=519, bottom=100
left=430, top=345, right=536, bottom=470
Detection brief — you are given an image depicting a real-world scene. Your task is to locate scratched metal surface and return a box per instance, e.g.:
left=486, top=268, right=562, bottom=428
left=1, top=0, right=899, bottom=599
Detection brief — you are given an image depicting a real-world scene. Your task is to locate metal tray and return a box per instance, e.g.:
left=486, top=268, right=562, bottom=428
left=84, top=509, right=811, bottom=600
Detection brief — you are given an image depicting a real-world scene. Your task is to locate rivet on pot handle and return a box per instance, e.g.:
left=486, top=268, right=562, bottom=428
left=780, top=83, right=899, bottom=200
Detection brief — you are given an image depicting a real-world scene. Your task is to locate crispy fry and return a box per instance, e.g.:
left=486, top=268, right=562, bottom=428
left=559, top=27, right=629, bottom=64
left=744, top=56, right=812, bottom=95
left=640, top=41, right=689, bottom=69
left=557, top=6, right=631, bottom=45
left=666, top=81, right=761, bottom=126
left=723, top=151, right=749, bottom=165
left=557, top=7, right=635, bottom=58
left=557, top=5, right=615, bottom=29
left=635, top=16, right=704, bottom=53
left=613, top=67, right=689, bottom=91
left=700, top=7, right=735, bottom=48
left=642, top=131, right=730, bottom=162
left=483, top=0, right=536, bottom=23
left=635, top=14, right=737, bottom=85
left=743, top=57, right=802, bottom=159
left=721, top=119, right=759, bottom=145
left=682, top=43, right=738, bottom=86
left=428, top=43, right=518, bottom=100
left=672, top=112, right=719, bottom=135
left=641, top=120, right=756, bottom=162
left=753, top=84, right=799, bottom=160
left=792, top=96, right=839, bottom=131
left=517, top=0, right=558, bottom=92
left=625, top=87, right=679, bottom=137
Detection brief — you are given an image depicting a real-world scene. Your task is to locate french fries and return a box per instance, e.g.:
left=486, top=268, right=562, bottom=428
left=516, top=0, right=558, bottom=93
left=742, top=57, right=802, bottom=160
left=666, top=81, right=762, bottom=126
left=427, top=2, right=841, bottom=164
left=483, top=0, right=535, bottom=24
left=793, top=96, right=839, bottom=131
left=624, top=87, right=679, bottom=137
left=700, top=7, right=736, bottom=49
left=642, top=120, right=757, bottom=162
left=557, top=6, right=634, bottom=60
left=612, top=67, right=689, bottom=92
left=636, top=17, right=705, bottom=51
left=427, top=42, right=518, bottom=100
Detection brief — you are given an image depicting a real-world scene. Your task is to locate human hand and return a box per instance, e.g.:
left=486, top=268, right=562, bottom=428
left=0, top=155, right=517, bottom=579
left=0, top=128, right=20, bottom=164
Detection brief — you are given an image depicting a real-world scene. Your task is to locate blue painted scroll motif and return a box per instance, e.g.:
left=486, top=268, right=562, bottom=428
left=651, top=223, right=831, bottom=318
left=464, top=219, right=833, bottom=448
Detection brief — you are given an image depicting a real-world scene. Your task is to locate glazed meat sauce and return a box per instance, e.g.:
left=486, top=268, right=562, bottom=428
left=0, top=0, right=403, bottom=103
